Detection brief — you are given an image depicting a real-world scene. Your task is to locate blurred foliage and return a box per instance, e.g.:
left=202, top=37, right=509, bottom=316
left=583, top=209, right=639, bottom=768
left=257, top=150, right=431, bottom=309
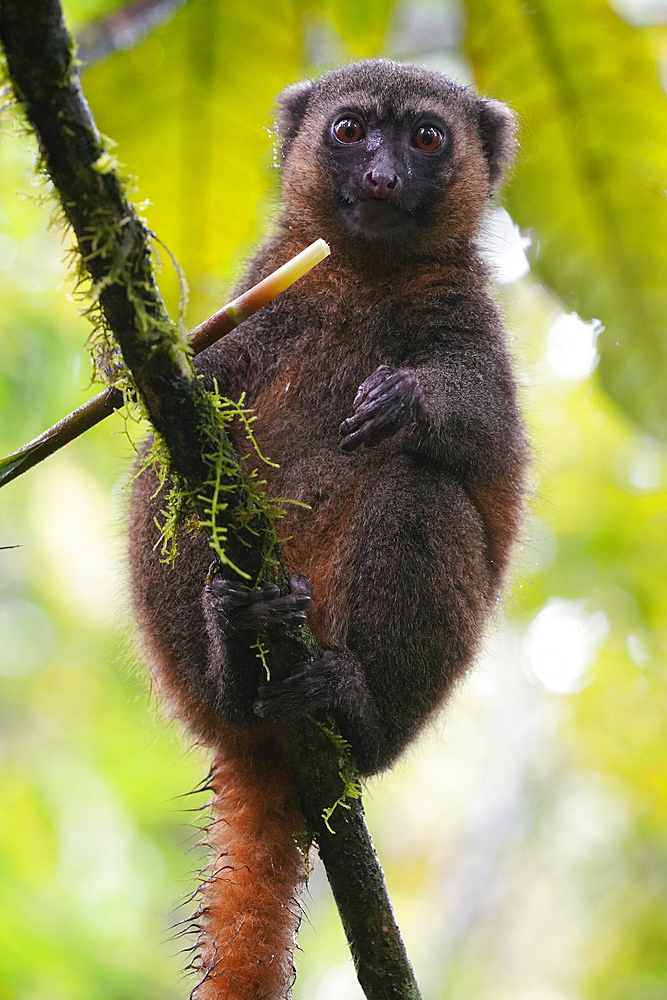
left=466, top=0, right=667, bottom=441
left=80, top=0, right=393, bottom=320
left=0, top=1, right=665, bottom=999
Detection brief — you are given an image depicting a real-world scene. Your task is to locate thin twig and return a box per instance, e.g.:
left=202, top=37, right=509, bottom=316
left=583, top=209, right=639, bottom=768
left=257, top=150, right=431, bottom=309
left=77, top=0, right=188, bottom=66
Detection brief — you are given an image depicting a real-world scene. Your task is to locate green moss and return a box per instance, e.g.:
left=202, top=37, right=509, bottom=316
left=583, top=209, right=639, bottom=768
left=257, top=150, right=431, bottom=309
left=321, top=769, right=363, bottom=835
left=313, top=720, right=361, bottom=832
left=251, top=638, right=271, bottom=681
left=146, top=380, right=303, bottom=585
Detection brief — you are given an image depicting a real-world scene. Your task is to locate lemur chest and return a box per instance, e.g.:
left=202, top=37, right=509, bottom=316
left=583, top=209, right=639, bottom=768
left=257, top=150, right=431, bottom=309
left=242, top=337, right=382, bottom=493
left=245, top=367, right=357, bottom=507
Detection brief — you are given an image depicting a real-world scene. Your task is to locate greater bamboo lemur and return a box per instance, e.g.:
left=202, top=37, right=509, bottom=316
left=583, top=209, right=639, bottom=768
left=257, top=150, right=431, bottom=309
left=129, top=59, right=528, bottom=1000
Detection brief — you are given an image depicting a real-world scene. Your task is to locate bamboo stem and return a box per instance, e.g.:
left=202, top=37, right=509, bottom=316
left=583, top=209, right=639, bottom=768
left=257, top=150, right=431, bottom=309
left=0, top=240, right=329, bottom=488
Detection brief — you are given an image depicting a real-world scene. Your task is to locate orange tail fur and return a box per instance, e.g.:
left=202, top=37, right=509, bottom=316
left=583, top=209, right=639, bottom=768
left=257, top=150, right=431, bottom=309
left=190, top=722, right=307, bottom=1000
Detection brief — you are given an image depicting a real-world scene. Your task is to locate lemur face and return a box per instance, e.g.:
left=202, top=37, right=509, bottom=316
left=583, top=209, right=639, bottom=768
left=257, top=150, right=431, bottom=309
left=278, top=60, right=516, bottom=248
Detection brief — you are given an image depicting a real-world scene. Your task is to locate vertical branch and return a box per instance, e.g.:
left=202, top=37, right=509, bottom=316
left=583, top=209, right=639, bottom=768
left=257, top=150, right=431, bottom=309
left=0, top=4, right=423, bottom=997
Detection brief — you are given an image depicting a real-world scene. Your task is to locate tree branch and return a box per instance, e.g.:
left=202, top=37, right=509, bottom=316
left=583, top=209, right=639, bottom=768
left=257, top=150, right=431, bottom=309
left=0, top=4, right=422, bottom=998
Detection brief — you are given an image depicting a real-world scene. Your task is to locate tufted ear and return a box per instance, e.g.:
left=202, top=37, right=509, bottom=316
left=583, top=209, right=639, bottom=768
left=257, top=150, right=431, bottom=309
left=477, top=98, right=518, bottom=190
left=276, top=79, right=315, bottom=158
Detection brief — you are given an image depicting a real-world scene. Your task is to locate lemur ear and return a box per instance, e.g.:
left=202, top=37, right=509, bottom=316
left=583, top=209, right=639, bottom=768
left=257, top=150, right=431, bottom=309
left=477, top=98, right=518, bottom=190
left=276, top=79, right=315, bottom=157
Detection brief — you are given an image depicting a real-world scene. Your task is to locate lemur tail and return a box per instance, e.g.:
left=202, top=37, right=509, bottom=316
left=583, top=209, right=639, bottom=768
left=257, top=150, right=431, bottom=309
left=191, top=722, right=307, bottom=1000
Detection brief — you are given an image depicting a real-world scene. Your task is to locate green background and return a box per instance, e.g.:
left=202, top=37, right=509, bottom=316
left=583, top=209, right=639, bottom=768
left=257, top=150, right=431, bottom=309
left=0, top=1, right=665, bottom=997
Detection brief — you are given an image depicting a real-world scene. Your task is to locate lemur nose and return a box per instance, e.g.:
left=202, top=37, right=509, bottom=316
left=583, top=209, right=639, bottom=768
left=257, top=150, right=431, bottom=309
left=365, top=169, right=400, bottom=199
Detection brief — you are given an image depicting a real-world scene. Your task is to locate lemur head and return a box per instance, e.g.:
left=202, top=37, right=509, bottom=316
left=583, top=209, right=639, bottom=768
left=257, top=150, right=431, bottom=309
left=277, top=60, right=516, bottom=254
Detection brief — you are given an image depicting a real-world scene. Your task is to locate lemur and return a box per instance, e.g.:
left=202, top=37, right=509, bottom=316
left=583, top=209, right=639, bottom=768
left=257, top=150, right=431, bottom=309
left=128, top=59, right=528, bottom=1000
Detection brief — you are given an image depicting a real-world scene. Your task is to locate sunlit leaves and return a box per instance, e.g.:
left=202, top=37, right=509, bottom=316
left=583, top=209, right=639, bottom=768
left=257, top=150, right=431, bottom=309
left=466, top=0, right=667, bottom=439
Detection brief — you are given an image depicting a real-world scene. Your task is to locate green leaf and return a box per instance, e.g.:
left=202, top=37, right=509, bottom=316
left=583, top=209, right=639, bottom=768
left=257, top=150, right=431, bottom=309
left=465, top=0, right=667, bottom=439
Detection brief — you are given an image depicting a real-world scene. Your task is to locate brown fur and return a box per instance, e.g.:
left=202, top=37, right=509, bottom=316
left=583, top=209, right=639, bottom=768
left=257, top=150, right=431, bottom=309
left=191, top=727, right=305, bottom=1000
left=128, top=60, right=528, bottom=999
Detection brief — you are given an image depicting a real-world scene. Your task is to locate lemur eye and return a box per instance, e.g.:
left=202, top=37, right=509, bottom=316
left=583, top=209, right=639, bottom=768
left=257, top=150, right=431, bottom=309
left=333, top=117, right=365, bottom=144
left=412, top=125, right=444, bottom=151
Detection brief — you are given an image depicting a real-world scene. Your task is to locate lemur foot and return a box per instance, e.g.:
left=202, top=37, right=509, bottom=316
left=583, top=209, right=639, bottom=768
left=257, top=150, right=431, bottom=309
left=204, top=573, right=313, bottom=632
left=339, top=365, right=425, bottom=452
left=254, top=650, right=339, bottom=720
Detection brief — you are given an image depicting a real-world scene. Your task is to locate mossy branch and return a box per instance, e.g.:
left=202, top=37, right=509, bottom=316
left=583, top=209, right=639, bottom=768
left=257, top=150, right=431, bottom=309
left=0, top=3, right=422, bottom=998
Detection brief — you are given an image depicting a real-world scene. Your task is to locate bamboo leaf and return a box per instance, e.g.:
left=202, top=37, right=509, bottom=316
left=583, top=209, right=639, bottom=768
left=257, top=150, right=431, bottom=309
left=0, top=438, right=55, bottom=486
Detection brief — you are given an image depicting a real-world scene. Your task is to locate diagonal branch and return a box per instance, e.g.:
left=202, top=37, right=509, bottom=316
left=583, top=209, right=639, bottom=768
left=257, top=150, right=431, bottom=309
left=0, top=4, right=422, bottom=998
